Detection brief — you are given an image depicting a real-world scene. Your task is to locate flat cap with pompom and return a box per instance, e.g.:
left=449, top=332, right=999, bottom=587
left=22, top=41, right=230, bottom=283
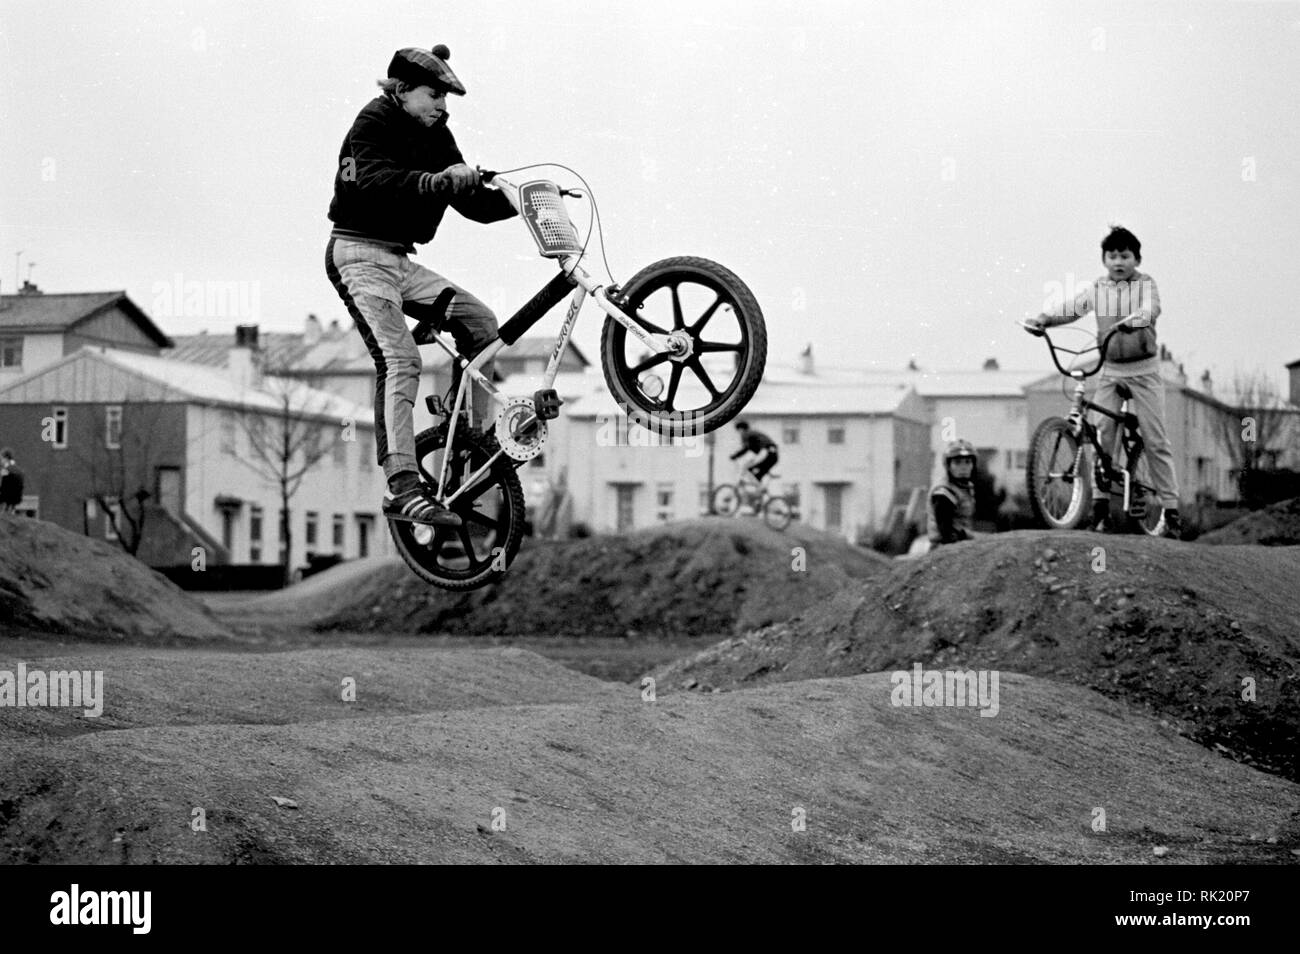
left=388, top=43, right=466, bottom=95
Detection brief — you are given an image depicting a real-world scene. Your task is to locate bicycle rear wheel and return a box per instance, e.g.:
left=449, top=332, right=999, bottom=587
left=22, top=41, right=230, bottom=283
left=763, top=496, right=792, bottom=531
left=1027, top=417, right=1090, bottom=530
left=600, top=257, right=766, bottom=437
left=711, top=484, right=741, bottom=517
left=388, top=426, right=525, bottom=590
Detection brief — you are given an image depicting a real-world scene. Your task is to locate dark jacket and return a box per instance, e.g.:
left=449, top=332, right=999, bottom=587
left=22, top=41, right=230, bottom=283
left=730, top=430, right=777, bottom=459
left=328, top=94, right=515, bottom=248
left=0, top=462, right=24, bottom=506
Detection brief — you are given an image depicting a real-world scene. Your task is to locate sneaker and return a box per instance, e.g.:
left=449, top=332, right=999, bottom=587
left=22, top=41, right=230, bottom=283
left=1158, top=510, right=1184, bottom=540
left=383, top=485, right=462, bottom=527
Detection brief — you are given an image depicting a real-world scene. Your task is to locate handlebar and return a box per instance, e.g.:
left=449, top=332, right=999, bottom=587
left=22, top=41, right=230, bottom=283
left=1020, top=314, right=1140, bottom=379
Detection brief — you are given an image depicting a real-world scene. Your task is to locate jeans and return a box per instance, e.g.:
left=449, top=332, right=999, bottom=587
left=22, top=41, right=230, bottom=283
left=325, top=236, right=498, bottom=480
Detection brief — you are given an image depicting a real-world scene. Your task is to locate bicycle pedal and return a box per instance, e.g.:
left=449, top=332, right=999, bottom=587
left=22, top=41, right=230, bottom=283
left=533, top=388, right=563, bottom=421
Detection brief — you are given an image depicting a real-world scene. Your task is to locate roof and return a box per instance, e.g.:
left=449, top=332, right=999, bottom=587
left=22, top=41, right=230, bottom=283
left=0, top=291, right=172, bottom=347
left=765, top=364, right=1044, bottom=398
left=0, top=347, right=373, bottom=425
left=165, top=330, right=588, bottom=373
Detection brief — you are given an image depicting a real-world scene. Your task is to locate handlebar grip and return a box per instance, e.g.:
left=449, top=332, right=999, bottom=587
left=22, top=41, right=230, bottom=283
left=477, top=167, right=497, bottom=183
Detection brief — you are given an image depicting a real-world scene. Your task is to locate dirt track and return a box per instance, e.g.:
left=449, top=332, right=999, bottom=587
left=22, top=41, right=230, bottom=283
left=2, top=516, right=1298, bottom=863
left=2, top=645, right=1296, bottom=864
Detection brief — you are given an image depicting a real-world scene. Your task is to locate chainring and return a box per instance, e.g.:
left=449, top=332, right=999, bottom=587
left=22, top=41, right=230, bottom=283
left=494, top=396, right=548, bottom=461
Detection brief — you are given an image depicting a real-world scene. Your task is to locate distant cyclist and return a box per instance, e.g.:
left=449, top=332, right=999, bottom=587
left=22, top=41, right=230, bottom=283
left=927, top=440, right=977, bottom=546
left=730, top=421, right=778, bottom=483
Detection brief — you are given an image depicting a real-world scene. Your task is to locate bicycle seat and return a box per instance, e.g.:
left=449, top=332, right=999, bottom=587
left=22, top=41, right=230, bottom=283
left=407, top=288, right=457, bottom=344
left=1115, top=382, right=1132, bottom=400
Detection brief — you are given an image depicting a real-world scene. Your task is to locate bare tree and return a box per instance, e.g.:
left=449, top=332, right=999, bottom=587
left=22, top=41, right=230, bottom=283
left=1220, top=368, right=1290, bottom=497
left=78, top=399, right=168, bottom=556
left=235, top=376, right=342, bottom=586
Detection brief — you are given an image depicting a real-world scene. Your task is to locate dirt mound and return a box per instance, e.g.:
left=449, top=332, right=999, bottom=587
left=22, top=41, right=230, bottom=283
left=2, top=648, right=1295, bottom=863
left=1201, top=497, right=1300, bottom=546
left=0, top=515, right=233, bottom=643
left=651, top=531, right=1300, bottom=781
left=313, top=517, right=890, bottom=639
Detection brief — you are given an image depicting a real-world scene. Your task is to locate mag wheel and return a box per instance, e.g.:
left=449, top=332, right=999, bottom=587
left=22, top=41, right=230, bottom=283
left=600, top=256, right=766, bottom=437
left=388, top=426, right=525, bottom=591
left=1027, top=417, right=1090, bottom=530
left=711, top=483, right=741, bottom=516
left=763, top=496, right=792, bottom=531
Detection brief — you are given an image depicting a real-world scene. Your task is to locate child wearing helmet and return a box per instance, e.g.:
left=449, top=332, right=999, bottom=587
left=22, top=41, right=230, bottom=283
left=927, top=440, right=977, bottom=545
left=325, top=43, right=516, bottom=530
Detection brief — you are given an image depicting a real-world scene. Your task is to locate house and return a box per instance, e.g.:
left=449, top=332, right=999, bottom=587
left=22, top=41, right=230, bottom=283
left=0, top=346, right=391, bottom=569
left=762, top=354, right=1044, bottom=498
left=0, top=284, right=172, bottom=380
left=166, top=315, right=589, bottom=432
left=506, top=363, right=931, bottom=541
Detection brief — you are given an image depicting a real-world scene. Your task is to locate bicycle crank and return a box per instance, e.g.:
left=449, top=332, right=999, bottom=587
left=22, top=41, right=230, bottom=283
left=494, top=396, right=548, bottom=461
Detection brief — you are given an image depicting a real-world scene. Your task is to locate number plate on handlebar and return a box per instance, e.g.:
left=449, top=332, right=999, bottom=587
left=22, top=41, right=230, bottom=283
left=520, top=181, right=583, bottom=258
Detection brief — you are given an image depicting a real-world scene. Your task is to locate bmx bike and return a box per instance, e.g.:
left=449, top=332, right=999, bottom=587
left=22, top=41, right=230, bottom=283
left=711, top=465, right=794, bottom=531
left=389, top=165, right=768, bottom=589
left=1020, top=315, right=1166, bottom=535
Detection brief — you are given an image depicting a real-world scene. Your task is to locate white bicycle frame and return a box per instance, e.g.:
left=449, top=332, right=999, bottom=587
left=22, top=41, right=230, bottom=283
left=424, top=173, right=675, bottom=507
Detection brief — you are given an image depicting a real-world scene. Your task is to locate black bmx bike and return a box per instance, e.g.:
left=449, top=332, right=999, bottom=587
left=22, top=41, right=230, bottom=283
left=1021, top=316, right=1166, bottom=535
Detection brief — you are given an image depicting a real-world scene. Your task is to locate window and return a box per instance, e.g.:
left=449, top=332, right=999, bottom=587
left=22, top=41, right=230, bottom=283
left=157, top=467, right=181, bottom=514
left=221, top=510, right=235, bottom=551
left=530, top=452, right=546, bottom=469
left=49, top=406, right=68, bottom=449
left=104, top=406, right=122, bottom=449
left=250, top=506, right=263, bottom=542
left=306, top=511, right=318, bottom=547
left=828, top=425, right=845, bottom=445
left=699, top=483, right=711, bottom=516
left=1005, top=403, right=1026, bottom=422
left=655, top=482, right=674, bottom=523
left=0, top=337, right=22, bottom=369
left=358, top=432, right=373, bottom=470
left=782, top=423, right=800, bottom=445
left=615, top=485, right=636, bottom=533
left=1005, top=449, right=1027, bottom=470
left=332, top=513, right=345, bottom=550
left=103, top=497, right=121, bottom=541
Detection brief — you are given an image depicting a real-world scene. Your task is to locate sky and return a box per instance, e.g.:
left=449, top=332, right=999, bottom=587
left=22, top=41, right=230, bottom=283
left=2, top=0, right=1298, bottom=393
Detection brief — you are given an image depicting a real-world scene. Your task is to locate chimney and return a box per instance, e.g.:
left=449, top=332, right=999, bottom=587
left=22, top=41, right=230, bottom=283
left=798, top=342, right=814, bottom=376
left=907, top=358, right=919, bottom=372
left=18, top=279, right=41, bottom=295
left=1200, top=369, right=1213, bottom=396
left=229, top=324, right=263, bottom=389
left=329, top=318, right=341, bottom=336
left=983, top=357, right=999, bottom=371
left=1289, top=360, right=1300, bottom=407
left=304, top=313, right=322, bottom=346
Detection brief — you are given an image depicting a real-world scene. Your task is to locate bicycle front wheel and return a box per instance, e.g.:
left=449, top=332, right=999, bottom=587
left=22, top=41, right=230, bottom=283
left=600, top=257, right=766, bottom=437
left=711, top=484, right=741, bottom=517
left=1027, top=417, right=1090, bottom=530
left=763, top=496, right=792, bottom=531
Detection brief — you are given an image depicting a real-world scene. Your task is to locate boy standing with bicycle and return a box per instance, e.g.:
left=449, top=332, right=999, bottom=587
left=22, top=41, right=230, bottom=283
left=325, top=43, right=516, bottom=528
left=1025, top=226, right=1183, bottom=539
